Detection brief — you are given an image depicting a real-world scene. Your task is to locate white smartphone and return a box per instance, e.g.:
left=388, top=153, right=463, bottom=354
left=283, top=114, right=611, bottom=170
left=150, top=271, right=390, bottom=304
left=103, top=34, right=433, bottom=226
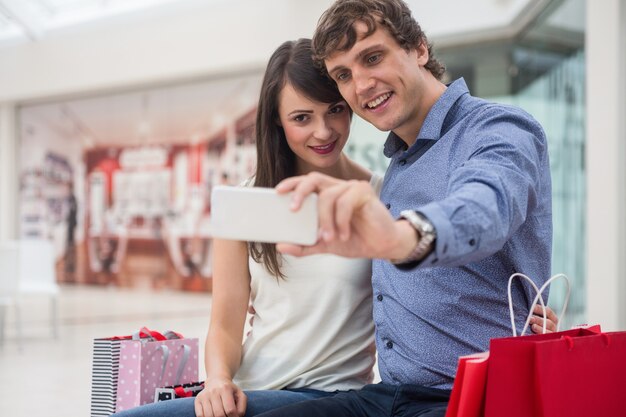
left=210, top=185, right=318, bottom=245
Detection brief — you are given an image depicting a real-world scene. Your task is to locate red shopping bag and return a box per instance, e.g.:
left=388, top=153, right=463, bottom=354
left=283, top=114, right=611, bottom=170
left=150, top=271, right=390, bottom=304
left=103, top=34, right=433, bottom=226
left=445, top=352, right=489, bottom=417
left=484, top=325, right=626, bottom=417
left=446, top=272, right=568, bottom=417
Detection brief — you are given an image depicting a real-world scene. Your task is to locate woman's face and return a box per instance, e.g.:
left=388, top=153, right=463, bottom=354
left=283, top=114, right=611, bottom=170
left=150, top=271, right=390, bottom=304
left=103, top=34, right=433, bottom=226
left=277, top=82, right=351, bottom=174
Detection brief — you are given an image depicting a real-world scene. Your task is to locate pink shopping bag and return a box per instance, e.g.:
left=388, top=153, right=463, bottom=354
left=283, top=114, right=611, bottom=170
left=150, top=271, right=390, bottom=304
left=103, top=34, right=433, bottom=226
left=91, top=328, right=173, bottom=416
left=113, top=328, right=199, bottom=412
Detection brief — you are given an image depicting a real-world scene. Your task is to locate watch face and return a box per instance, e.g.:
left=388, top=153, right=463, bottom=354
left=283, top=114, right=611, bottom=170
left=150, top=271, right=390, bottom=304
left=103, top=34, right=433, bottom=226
left=393, top=211, right=436, bottom=264
left=400, top=210, right=436, bottom=238
left=411, top=213, right=432, bottom=234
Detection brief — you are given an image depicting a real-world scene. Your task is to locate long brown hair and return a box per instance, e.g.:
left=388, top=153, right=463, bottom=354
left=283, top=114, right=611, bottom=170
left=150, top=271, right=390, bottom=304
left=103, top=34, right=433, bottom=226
left=249, top=38, right=344, bottom=278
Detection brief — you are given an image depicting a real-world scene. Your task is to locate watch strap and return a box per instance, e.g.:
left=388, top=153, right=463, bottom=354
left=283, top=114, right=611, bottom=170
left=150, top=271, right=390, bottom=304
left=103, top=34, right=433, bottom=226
left=391, top=210, right=436, bottom=265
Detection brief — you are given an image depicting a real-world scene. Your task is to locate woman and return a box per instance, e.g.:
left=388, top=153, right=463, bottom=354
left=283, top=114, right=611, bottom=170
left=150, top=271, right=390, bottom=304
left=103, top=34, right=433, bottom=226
left=197, top=38, right=378, bottom=417
left=113, top=39, right=556, bottom=417
left=113, top=37, right=378, bottom=417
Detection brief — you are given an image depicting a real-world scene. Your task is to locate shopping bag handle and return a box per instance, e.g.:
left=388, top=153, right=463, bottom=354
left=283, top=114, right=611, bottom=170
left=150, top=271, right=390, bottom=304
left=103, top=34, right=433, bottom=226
left=108, top=326, right=173, bottom=341
left=174, top=344, right=192, bottom=385
left=130, top=328, right=185, bottom=342
left=163, top=330, right=185, bottom=340
left=155, top=344, right=171, bottom=384
left=152, top=343, right=192, bottom=386
left=133, top=326, right=168, bottom=341
left=174, top=386, right=194, bottom=398
left=508, top=273, right=570, bottom=336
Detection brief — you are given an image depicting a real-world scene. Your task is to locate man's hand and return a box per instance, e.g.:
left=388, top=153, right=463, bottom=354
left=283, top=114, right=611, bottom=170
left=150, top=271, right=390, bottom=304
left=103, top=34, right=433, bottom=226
left=275, top=172, right=413, bottom=260
left=194, top=377, right=247, bottom=417
left=529, top=304, right=559, bottom=334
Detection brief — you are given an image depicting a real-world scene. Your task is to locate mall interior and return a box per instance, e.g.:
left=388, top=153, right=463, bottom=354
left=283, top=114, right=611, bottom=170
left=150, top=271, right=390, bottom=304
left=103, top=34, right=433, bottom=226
left=0, top=0, right=624, bottom=416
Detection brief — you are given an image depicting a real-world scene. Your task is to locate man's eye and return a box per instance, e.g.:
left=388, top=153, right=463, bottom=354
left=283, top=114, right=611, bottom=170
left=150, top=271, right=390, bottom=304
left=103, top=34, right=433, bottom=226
left=336, top=72, right=350, bottom=81
left=367, top=54, right=381, bottom=64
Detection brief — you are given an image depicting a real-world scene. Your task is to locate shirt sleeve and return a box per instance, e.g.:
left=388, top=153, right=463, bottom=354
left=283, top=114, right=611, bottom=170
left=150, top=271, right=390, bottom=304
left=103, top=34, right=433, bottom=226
left=413, top=107, right=549, bottom=268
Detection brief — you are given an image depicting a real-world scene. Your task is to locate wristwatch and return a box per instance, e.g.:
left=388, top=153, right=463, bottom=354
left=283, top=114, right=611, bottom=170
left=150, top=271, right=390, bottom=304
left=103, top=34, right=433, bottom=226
left=391, top=210, right=437, bottom=264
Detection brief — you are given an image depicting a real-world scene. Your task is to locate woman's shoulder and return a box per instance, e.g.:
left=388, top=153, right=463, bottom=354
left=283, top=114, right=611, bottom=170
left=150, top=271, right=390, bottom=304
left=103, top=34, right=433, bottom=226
left=345, top=158, right=383, bottom=195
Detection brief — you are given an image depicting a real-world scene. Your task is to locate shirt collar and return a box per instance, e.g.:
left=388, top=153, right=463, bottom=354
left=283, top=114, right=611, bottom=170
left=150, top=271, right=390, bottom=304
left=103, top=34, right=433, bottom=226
left=383, top=78, right=470, bottom=157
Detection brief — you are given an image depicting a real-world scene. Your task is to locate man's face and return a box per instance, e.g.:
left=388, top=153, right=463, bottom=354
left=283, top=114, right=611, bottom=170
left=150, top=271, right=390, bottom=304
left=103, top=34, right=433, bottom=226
left=324, top=21, right=430, bottom=143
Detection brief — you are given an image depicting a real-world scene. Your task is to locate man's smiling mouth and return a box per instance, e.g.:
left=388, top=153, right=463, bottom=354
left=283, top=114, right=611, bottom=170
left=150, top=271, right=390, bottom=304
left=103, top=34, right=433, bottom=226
left=366, top=92, right=392, bottom=109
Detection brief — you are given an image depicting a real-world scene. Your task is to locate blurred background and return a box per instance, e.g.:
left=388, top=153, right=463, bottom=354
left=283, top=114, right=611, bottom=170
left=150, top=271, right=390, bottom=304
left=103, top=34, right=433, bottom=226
left=0, top=0, right=623, bottom=416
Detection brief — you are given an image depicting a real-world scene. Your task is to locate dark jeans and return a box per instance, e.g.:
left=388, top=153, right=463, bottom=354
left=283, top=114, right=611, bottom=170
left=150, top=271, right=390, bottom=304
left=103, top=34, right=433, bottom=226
left=256, top=383, right=451, bottom=417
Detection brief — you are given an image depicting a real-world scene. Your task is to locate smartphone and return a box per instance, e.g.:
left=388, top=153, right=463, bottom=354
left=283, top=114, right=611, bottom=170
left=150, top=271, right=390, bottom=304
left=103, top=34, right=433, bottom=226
left=210, top=185, right=318, bottom=245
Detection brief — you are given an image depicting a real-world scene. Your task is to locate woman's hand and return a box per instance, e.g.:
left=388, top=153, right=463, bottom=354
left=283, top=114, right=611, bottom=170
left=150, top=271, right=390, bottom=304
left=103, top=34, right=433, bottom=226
left=529, top=304, right=559, bottom=334
left=194, top=377, right=247, bottom=417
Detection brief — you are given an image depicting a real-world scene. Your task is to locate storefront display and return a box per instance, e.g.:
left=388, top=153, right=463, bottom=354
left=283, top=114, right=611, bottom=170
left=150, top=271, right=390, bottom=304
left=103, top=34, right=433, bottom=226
left=18, top=73, right=262, bottom=292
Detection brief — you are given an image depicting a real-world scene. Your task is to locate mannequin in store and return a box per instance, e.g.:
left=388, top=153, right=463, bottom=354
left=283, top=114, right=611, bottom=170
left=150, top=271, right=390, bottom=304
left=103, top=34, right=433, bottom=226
left=112, top=38, right=557, bottom=417
left=64, top=182, right=78, bottom=281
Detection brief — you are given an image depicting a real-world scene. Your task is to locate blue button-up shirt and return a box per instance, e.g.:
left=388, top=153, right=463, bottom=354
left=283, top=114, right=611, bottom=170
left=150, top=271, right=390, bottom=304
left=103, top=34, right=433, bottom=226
left=374, top=78, right=552, bottom=389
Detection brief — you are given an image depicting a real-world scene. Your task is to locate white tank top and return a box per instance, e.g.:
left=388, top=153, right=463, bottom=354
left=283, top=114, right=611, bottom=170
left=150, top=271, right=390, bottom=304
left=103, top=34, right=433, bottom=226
left=233, top=175, right=383, bottom=391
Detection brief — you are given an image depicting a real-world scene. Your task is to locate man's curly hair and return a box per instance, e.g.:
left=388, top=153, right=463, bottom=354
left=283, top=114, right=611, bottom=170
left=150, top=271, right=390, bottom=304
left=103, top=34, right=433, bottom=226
left=312, top=0, right=445, bottom=80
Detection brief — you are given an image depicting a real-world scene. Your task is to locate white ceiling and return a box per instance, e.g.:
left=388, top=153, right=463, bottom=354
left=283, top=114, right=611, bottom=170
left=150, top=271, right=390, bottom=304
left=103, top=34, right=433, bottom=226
left=14, top=0, right=584, bottom=149
left=0, top=0, right=226, bottom=41
left=0, top=0, right=555, bottom=44
left=21, top=72, right=263, bottom=147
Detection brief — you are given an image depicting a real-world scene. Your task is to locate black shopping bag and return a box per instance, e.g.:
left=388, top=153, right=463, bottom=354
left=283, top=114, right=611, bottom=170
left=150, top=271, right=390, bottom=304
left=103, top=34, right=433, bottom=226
left=155, top=381, right=205, bottom=402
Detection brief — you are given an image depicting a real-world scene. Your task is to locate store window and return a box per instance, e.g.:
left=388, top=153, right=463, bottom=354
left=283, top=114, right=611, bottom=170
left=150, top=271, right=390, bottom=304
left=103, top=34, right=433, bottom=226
left=438, top=0, right=586, bottom=327
left=17, top=73, right=262, bottom=292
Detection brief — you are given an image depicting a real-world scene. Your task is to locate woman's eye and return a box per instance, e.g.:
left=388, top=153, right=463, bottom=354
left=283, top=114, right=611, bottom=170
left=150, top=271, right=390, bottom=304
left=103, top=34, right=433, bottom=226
left=329, top=105, right=345, bottom=114
left=293, top=115, right=307, bottom=122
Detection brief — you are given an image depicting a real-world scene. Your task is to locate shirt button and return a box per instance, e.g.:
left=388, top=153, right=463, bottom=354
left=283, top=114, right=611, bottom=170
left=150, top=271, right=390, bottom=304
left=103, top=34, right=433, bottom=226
left=377, top=294, right=383, bottom=301
left=469, top=238, right=476, bottom=246
left=399, top=160, right=407, bottom=166
left=386, top=340, right=394, bottom=349
left=385, top=203, right=391, bottom=209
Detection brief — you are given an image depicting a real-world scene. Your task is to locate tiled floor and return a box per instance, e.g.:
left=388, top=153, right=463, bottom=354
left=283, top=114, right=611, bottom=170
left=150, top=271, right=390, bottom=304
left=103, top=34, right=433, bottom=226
left=0, top=284, right=213, bottom=417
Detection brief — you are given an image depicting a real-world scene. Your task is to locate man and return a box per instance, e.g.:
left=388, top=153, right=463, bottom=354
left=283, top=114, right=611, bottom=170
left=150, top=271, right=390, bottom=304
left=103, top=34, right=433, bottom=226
left=262, top=0, right=553, bottom=416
